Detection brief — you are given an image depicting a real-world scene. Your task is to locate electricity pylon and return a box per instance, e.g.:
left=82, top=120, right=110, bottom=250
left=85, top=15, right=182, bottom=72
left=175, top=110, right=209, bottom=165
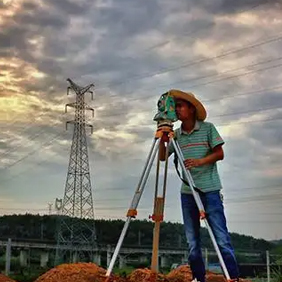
left=55, top=78, right=97, bottom=265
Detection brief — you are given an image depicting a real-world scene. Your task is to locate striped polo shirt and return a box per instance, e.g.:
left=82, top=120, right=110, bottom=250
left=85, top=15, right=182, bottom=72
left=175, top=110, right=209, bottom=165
left=169, top=120, right=225, bottom=194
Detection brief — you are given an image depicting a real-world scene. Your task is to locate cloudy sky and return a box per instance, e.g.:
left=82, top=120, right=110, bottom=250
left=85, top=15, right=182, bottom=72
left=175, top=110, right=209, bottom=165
left=1, top=0, right=282, bottom=242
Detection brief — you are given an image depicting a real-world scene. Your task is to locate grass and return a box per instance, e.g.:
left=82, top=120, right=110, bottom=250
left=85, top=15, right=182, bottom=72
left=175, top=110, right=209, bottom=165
left=113, top=266, right=136, bottom=277
left=271, top=265, right=282, bottom=282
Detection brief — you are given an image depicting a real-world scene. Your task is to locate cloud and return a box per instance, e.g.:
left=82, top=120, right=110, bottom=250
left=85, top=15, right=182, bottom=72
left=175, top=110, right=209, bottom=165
left=44, top=0, right=93, bottom=16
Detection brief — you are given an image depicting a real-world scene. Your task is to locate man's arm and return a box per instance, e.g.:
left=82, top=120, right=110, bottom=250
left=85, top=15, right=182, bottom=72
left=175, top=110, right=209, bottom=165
left=185, top=123, right=224, bottom=169
left=184, top=144, right=224, bottom=169
left=202, top=144, right=224, bottom=164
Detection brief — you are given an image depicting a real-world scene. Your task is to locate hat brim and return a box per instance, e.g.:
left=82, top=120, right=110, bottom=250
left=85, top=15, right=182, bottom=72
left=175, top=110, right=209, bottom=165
left=168, top=89, right=207, bottom=121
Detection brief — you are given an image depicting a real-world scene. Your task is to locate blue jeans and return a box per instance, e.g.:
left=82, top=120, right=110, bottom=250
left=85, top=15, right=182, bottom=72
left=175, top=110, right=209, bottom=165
left=181, top=191, right=239, bottom=282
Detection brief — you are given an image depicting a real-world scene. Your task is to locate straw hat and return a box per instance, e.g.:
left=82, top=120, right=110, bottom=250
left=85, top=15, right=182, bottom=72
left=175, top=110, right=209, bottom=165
left=168, top=89, right=207, bottom=121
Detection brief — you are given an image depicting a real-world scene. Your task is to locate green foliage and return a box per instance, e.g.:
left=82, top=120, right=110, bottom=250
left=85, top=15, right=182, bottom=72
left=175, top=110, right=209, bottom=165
left=229, top=232, right=274, bottom=252
left=0, top=214, right=279, bottom=253
left=0, top=255, right=20, bottom=270
left=10, top=267, right=48, bottom=282
left=271, top=265, right=282, bottom=282
left=272, top=244, right=282, bottom=254
left=113, top=266, right=135, bottom=277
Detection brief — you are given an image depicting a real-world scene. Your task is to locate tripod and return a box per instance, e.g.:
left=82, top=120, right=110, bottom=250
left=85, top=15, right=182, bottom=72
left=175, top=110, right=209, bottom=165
left=105, top=121, right=231, bottom=281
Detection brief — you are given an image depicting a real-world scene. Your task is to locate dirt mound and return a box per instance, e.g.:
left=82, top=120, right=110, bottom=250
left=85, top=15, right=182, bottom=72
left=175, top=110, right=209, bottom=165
left=34, top=262, right=125, bottom=282
left=166, top=265, right=193, bottom=282
left=0, top=274, right=17, bottom=282
left=206, top=270, right=225, bottom=282
left=128, top=268, right=166, bottom=282
left=167, top=265, right=253, bottom=282
left=33, top=263, right=253, bottom=282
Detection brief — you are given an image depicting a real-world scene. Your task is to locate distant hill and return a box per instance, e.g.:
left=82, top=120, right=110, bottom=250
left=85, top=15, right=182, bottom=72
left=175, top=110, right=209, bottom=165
left=270, top=239, right=282, bottom=245
left=0, top=214, right=276, bottom=253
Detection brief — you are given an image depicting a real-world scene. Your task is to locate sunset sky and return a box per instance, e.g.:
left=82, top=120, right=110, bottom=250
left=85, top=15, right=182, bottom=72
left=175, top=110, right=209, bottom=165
left=1, top=0, right=282, bottom=241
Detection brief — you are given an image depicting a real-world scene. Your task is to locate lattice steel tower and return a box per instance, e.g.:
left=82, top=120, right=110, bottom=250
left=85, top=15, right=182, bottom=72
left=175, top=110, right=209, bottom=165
left=55, top=78, right=97, bottom=265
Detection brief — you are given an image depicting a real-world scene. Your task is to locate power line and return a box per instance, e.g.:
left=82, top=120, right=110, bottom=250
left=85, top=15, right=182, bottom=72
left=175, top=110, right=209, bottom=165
left=185, top=62, right=282, bottom=90
left=2, top=91, right=282, bottom=176
left=212, top=104, right=282, bottom=119
left=138, top=2, right=264, bottom=56
left=0, top=131, right=67, bottom=171
left=1, top=97, right=94, bottom=159
left=0, top=111, right=66, bottom=159
left=1, top=110, right=93, bottom=160
left=4, top=113, right=280, bottom=172
left=97, top=99, right=282, bottom=125
left=2, top=23, right=280, bottom=160
left=0, top=139, right=70, bottom=185
left=94, top=84, right=282, bottom=124
left=115, top=60, right=282, bottom=100
left=95, top=32, right=282, bottom=91
left=202, top=85, right=282, bottom=103
left=128, top=2, right=265, bottom=58
left=2, top=112, right=282, bottom=173
left=217, top=115, right=282, bottom=127
left=96, top=69, right=282, bottom=112
left=78, top=1, right=266, bottom=85
left=1, top=128, right=55, bottom=159
left=137, top=56, right=282, bottom=94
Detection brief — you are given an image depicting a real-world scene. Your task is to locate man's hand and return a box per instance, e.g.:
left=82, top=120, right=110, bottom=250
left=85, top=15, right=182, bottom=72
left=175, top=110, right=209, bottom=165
left=184, top=145, right=224, bottom=169
left=184, top=158, right=203, bottom=169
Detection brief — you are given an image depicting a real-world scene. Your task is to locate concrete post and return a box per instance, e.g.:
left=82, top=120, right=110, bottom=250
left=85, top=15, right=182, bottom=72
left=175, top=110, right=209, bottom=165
left=139, top=256, right=148, bottom=263
left=107, top=245, right=111, bottom=268
left=160, top=255, right=169, bottom=268
left=205, top=248, right=208, bottom=269
left=93, top=253, right=101, bottom=266
left=182, top=251, right=188, bottom=264
left=5, top=238, right=11, bottom=276
left=119, top=255, right=126, bottom=269
left=40, top=251, right=49, bottom=268
left=20, top=249, right=28, bottom=267
left=72, top=251, right=78, bottom=263
left=266, top=250, right=270, bottom=282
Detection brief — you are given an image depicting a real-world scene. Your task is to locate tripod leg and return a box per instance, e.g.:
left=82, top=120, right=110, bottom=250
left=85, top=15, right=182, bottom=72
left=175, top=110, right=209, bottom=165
left=105, top=138, right=161, bottom=277
left=170, top=138, right=231, bottom=281
left=151, top=151, right=161, bottom=273
left=151, top=139, right=170, bottom=272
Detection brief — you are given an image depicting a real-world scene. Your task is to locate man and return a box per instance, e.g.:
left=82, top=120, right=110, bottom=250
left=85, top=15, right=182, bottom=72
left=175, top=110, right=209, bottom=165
left=160, top=90, right=239, bottom=282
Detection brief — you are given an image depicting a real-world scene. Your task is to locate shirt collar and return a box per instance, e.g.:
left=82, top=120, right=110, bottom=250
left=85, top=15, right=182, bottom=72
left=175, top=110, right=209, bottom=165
left=179, top=120, right=201, bottom=135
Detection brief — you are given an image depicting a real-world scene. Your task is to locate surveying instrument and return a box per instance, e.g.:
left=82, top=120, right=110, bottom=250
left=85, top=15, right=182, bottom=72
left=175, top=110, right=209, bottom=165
left=105, top=90, right=232, bottom=281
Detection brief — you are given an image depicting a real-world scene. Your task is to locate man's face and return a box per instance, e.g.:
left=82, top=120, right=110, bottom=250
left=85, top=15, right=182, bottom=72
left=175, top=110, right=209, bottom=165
left=175, top=99, right=195, bottom=121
